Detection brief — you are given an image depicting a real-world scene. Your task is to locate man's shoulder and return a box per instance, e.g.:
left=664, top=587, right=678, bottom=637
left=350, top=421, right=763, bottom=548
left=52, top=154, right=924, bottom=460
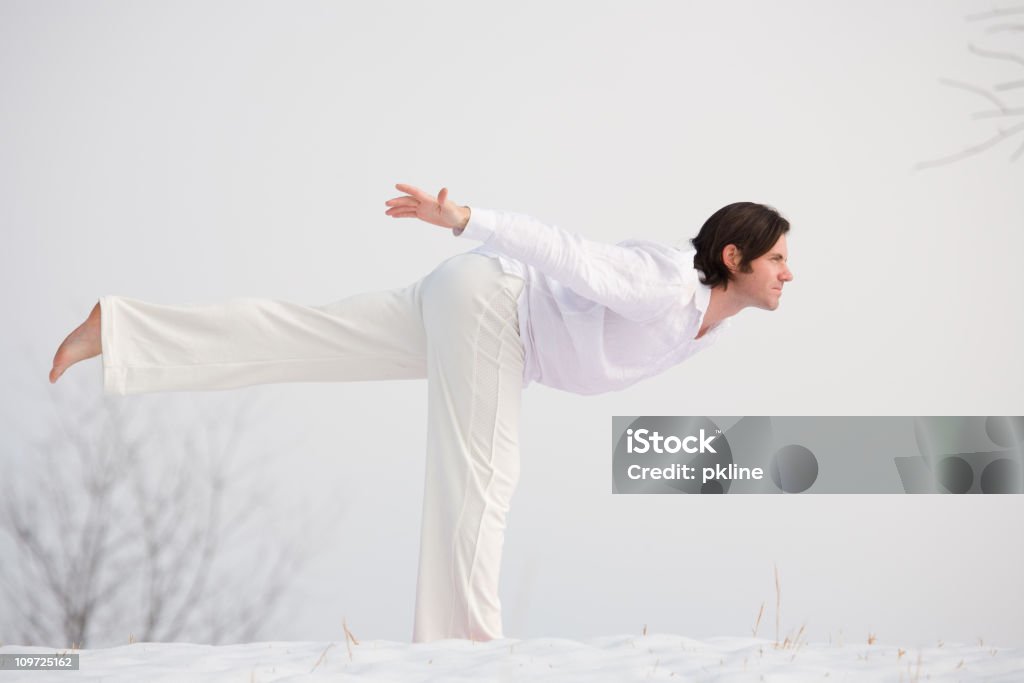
left=616, top=240, right=698, bottom=277
left=617, top=238, right=691, bottom=257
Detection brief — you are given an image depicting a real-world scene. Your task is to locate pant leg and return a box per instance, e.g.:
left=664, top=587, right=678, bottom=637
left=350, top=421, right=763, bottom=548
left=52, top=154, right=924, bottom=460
left=412, top=253, right=526, bottom=642
left=99, top=282, right=428, bottom=395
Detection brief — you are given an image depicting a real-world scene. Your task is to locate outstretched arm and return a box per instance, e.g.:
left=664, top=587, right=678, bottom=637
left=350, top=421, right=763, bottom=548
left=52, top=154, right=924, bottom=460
left=384, top=183, right=686, bottom=321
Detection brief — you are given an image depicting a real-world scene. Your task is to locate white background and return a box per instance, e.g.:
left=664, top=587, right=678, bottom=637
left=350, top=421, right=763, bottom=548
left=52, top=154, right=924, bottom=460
left=2, top=0, right=1022, bottom=648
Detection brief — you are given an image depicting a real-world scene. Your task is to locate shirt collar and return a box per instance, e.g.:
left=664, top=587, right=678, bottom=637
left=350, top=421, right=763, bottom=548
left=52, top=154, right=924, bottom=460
left=692, top=269, right=726, bottom=337
left=694, top=271, right=712, bottom=314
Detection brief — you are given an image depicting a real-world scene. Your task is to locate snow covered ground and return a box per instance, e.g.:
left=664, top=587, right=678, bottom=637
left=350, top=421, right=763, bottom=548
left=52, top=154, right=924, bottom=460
left=2, top=634, right=1022, bottom=682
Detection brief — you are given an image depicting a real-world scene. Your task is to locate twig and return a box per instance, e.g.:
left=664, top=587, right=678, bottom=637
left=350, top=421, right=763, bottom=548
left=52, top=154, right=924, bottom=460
left=343, top=618, right=359, bottom=661
left=986, top=23, right=1024, bottom=33
left=310, top=642, right=335, bottom=673
left=972, top=107, right=1024, bottom=119
left=966, top=7, right=1024, bottom=22
left=774, top=563, right=781, bottom=648
left=1012, top=136, right=1024, bottom=161
left=968, top=43, right=1024, bottom=68
left=995, top=79, right=1024, bottom=91
left=752, top=601, right=765, bottom=638
left=938, top=78, right=1008, bottom=111
left=913, top=121, right=1024, bottom=169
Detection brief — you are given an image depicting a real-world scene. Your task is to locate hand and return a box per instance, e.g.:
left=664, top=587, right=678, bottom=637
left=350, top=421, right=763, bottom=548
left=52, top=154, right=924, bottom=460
left=384, top=183, right=470, bottom=231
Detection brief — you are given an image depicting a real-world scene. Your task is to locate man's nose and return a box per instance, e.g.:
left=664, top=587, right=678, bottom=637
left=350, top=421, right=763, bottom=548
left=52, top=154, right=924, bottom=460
left=781, top=268, right=793, bottom=282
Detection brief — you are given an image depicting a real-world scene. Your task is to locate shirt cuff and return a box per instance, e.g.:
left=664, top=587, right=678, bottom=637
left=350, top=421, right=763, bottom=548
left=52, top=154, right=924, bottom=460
left=451, top=206, right=498, bottom=241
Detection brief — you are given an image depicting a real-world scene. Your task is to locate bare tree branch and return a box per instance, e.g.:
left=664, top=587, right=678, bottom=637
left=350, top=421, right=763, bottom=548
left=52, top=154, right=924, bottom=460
left=132, top=437, right=201, bottom=641
left=972, top=107, right=1024, bottom=118
left=939, top=77, right=1009, bottom=111
left=966, top=7, right=1024, bottom=22
left=1, top=380, right=309, bottom=648
left=157, top=451, right=227, bottom=641
left=914, top=120, right=1024, bottom=169
left=1013, top=136, right=1024, bottom=160
left=968, top=42, right=1024, bottom=68
left=917, top=5, right=1024, bottom=168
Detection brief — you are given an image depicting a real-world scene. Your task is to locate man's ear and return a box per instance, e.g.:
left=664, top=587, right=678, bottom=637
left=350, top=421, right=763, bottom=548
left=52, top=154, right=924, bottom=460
left=721, top=244, right=742, bottom=274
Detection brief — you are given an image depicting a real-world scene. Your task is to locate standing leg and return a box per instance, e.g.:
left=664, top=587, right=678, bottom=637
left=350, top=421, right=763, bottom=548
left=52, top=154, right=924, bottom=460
left=412, top=253, right=526, bottom=642
left=98, top=282, right=429, bottom=395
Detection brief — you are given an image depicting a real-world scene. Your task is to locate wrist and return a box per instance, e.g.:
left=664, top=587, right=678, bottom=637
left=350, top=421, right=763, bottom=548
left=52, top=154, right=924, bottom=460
left=457, top=206, right=471, bottom=230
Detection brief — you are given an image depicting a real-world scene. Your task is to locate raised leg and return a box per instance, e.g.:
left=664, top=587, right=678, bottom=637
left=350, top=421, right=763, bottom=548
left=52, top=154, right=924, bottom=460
left=95, top=282, right=428, bottom=395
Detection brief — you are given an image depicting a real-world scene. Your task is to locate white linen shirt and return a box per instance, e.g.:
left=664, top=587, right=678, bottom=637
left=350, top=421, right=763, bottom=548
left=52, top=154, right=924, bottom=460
left=453, top=207, right=730, bottom=395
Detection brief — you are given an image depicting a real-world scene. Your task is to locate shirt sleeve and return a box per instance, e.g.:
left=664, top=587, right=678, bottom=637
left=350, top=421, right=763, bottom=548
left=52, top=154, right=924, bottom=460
left=453, top=206, right=686, bottom=321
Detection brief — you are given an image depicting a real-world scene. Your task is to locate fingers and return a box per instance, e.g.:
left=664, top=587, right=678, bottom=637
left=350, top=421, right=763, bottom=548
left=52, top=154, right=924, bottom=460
left=395, top=183, right=432, bottom=202
left=387, top=183, right=450, bottom=220
left=385, top=207, right=417, bottom=217
left=385, top=191, right=420, bottom=218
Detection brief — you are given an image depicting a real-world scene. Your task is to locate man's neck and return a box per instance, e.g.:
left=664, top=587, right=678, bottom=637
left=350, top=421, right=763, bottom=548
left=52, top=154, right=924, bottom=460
left=696, top=285, right=744, bottom=339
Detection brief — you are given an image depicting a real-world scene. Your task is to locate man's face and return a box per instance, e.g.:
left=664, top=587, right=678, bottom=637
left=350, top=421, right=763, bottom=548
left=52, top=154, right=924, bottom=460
left=730, top=234, right=793, bottom=311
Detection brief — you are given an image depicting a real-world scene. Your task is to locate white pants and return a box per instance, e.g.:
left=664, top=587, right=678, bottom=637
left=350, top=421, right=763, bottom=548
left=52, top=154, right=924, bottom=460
left=99, top=253, right=526, bottom=643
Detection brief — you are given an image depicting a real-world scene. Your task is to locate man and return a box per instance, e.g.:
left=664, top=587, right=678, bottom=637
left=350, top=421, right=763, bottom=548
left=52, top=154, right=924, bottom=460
left=49, top=183, right=793, bottom=642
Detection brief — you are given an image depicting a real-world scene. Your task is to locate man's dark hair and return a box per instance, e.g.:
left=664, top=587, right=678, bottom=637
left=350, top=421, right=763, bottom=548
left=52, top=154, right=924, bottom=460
left=690, top=202, right=790, bottom=289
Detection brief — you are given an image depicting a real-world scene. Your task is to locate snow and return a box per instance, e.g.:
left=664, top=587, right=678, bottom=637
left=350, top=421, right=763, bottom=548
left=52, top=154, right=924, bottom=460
left=2, top=634, right=1022, bottom=682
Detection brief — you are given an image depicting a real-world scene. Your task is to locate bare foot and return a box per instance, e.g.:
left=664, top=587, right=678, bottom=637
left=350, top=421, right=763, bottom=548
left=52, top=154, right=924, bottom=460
left=50, top=301, right=102, bottom=384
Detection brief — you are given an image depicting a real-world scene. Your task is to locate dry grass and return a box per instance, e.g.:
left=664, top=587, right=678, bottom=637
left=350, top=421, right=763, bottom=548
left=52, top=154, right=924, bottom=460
left=752, top=601, right=766, bottom=637
left=309, top=642, right=335, bottom=673
left=731, top=564, right=830, bottom=659
left=343, top=618, right=360, bottom=661
left=306, top=616, right=359, bottom=673
left=768, top=564, right=806, bottom=652
left=910, top=650, right=923, bottom=682
left=743, top=564, right=1006, bottom=681
left=774, top=563, right=781, bottom=646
